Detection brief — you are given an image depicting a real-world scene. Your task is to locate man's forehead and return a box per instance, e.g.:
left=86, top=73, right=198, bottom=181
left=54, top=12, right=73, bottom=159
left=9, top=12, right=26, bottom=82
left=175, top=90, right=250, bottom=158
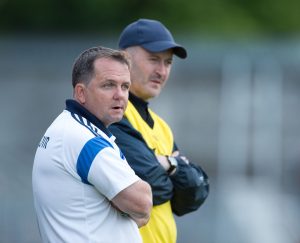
left=142, top=47, right=173, bottom=59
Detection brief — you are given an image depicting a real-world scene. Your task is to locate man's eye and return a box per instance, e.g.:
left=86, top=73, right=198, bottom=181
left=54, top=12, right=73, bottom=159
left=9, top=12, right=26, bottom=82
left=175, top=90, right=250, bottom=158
left=103, top=82, right=114, bottom=88
left=122, top=84, right=130, bottom=90
left=149, top=57, right=158, bottom=62
left=166, top=60, right=173, bottom=65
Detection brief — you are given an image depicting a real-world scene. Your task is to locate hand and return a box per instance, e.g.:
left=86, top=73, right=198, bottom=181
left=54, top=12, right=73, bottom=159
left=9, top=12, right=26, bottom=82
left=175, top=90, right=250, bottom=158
left=172, top=151, right=189, bottom=164
left=171, top=151, right=179, bottom=157
left=156, top=155, right=169, bottom=171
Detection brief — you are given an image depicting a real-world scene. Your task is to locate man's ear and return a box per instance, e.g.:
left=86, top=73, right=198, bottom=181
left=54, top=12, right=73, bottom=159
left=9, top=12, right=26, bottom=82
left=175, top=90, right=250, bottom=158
left=74, top=83, right=86, bottom=104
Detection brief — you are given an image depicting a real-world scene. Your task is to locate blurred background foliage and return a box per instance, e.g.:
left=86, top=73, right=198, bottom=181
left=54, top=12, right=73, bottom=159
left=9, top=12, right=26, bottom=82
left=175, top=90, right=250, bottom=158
left=1, top=0, right=300, bottom=37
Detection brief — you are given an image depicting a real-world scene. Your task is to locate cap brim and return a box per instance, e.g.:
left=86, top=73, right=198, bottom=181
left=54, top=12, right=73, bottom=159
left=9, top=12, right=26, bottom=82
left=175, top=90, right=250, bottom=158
left=141, top=41, right=187, bottom=59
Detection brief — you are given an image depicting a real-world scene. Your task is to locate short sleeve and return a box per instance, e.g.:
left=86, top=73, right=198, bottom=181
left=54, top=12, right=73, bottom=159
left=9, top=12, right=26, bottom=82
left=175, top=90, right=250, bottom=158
left=88, top=146, right=140, bottom=200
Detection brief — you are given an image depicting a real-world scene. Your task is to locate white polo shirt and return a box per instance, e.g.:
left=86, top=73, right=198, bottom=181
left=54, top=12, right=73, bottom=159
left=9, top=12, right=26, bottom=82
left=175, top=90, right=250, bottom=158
left=32, top=100, right=142, bottom=243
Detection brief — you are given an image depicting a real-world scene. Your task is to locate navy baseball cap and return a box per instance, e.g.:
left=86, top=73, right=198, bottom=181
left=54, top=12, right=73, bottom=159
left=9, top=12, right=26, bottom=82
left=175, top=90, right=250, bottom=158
left=118, top=19, right=187, bottom=59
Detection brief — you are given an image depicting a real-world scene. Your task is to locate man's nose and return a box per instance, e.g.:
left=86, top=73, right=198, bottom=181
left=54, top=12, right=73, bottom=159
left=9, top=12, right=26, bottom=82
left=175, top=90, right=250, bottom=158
left=156, top=62, right=168, bottom=77
left=113, top=86, right=127, bottom=99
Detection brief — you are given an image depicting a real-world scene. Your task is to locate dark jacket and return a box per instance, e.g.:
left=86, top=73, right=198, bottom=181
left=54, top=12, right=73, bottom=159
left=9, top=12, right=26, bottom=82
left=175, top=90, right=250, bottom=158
left=110, top=117, right=209, bottom=216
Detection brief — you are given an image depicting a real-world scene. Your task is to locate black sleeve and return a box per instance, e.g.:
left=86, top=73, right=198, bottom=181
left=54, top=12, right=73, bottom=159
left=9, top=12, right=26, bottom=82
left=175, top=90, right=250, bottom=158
left=109, top=118, right=173, bottom=205
left=169, top=145, right=210, bottom=216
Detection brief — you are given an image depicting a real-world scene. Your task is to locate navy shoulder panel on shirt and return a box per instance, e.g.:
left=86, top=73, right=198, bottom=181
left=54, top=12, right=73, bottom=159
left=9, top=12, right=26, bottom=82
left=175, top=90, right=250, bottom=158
left=77, top=136, right=113, bottom=185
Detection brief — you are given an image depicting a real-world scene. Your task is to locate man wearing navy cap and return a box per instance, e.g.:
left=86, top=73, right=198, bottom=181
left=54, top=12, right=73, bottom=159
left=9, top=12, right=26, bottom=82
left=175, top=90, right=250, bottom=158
left=110, top=19, right=209, bottom=243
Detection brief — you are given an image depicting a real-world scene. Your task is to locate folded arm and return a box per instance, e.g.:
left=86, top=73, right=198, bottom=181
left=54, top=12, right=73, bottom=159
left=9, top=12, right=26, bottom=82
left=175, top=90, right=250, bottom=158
left=111, top=179, right=152, bottom=227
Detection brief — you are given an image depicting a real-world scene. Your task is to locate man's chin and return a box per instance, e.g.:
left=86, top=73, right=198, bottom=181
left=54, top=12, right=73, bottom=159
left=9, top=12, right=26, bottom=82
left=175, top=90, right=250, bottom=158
left=145, top=87, right=162, bottom=99
left=111, top=114, right=124, bottom=123
left=149, top=91, right=161, bottom=99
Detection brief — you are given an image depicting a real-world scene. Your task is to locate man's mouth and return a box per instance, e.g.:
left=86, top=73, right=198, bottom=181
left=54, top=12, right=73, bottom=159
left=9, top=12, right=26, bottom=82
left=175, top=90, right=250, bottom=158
left=112, top=105, right=123, bottom=111
left=150, top=79, right=162, bottom=85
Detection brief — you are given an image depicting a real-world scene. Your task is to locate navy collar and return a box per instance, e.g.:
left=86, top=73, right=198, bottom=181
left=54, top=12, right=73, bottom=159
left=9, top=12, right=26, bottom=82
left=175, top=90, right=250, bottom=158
left=65, top=99, right=112, bottom=137
left=129, top=92, right=149, bottom=109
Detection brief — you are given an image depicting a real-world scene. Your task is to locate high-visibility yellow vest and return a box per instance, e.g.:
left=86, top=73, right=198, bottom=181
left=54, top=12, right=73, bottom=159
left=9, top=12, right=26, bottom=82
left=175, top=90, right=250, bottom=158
left=125, top=101, right=176, bottom=243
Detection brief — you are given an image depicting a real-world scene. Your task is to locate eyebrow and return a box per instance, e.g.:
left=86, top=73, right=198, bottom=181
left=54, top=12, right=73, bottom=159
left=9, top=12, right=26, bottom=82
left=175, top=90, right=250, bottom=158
left=103, top=79, right=130, bottom=84
left=148, top=53, right=173, bottom=60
